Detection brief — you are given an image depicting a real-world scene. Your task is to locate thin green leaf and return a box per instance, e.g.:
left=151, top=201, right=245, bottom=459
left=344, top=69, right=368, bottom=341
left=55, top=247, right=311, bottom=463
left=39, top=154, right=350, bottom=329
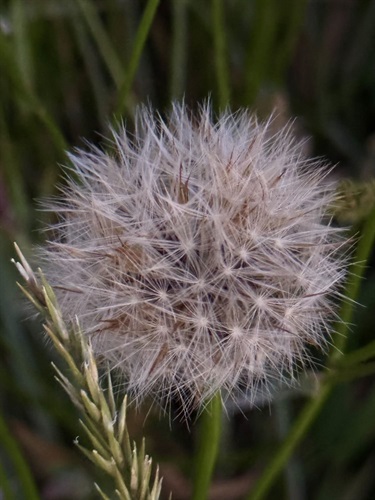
left=116, top=0, right=160, bottom=118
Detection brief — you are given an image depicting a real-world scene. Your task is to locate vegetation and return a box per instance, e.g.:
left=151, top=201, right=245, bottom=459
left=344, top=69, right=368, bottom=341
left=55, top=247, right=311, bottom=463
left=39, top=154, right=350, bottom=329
left=2, top=1, right=375, bottom=499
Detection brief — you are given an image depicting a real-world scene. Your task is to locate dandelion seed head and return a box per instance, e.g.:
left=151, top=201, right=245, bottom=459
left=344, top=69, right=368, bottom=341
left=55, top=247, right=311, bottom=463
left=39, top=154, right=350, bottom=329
left=40, top=102, right=348, bottom=414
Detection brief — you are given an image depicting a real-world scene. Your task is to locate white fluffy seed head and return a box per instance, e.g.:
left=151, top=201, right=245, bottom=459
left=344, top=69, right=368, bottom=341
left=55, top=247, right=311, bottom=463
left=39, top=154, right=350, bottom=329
left=40, top=102, right=348, bottom=415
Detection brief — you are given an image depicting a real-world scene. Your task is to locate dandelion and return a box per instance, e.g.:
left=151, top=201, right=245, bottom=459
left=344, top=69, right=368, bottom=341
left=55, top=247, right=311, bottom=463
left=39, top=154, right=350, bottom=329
left=39, top=102, right=347, bottom=414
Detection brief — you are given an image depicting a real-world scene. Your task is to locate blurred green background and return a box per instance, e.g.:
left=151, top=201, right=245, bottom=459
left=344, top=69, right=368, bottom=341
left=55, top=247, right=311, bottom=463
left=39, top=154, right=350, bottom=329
left=1, top=1, right=375, bottom=499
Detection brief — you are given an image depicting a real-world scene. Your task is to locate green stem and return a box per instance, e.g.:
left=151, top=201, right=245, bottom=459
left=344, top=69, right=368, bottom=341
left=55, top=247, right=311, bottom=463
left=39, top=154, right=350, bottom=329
left=0, top=411, right=40, bottom=500
left=328, top=361, right=375, bottom=384
left=336, top=339, right=375, bottom=368
left=247, top=203, right=375, bottom=500
left=192, top=392, right=222, bottom=500
left=248, top=383, right=332, bottom=500
left=116, top=0, right=160, bottom=118
left=212, top=0, right=230, bottom=108
left=332, top=203, right=375, bottom=359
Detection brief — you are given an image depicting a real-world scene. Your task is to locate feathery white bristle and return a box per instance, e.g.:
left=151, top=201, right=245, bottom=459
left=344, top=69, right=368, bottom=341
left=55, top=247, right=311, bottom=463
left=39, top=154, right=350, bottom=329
left=39, top=102, right=348, bottom=413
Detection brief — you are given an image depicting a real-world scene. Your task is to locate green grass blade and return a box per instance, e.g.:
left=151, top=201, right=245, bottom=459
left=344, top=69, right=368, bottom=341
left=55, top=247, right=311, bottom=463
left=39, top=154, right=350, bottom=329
left=247, top=383, right=332, bottom=500
left=244, top=0, right=280, bottom=105
left=71, top=13, right=109, bottom=130
left=332, top=204, right=375, bottom=358
left=0, top=31, right=67, bottom=153
left=11, top=0, right=34, bottom=91
left=116, top=0, right=160, bottom=118
left=212, top=0, right=230, bottom=108
left=170, top=0, right=188, bottom=100
left=76, top=0, right=124, bottom=88
left=0, top=411, right=40, bottom=500
left=272, top=0, right=307, bottom=83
